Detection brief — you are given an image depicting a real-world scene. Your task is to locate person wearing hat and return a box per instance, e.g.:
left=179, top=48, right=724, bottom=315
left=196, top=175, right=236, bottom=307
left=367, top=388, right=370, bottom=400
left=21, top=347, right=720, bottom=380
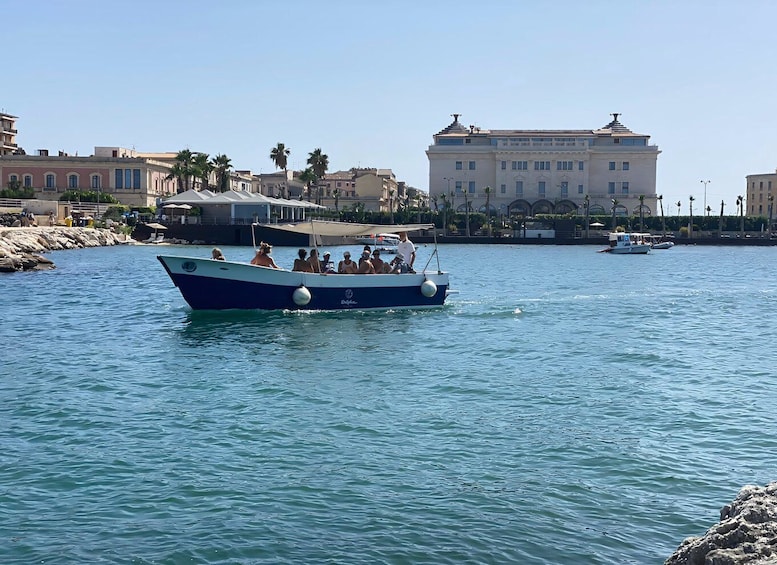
left=338, top=250, right=358, bottom=274
left=357, top=250, right=375, bottom=274
left=250, top=241, right=279, bottom=268
left=388, top=252, right=410, bottom=274
left=321, top=251, right=335, bottom=273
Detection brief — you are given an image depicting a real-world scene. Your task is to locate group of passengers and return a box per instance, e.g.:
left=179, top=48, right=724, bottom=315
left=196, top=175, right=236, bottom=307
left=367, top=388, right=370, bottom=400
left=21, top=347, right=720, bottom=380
left=244, top=232, right=416, bottom=274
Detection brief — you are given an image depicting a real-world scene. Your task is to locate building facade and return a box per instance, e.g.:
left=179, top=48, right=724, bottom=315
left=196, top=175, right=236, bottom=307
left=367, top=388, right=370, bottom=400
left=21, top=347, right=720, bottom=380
left=0, top=112, right=19, bottom=156
left=745, top=171, right=776, bottom=217
left=426, top=114, right=661, bottom=218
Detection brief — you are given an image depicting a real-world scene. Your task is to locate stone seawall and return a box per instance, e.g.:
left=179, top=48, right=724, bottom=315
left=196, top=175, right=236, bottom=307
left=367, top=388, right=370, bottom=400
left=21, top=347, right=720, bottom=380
left=0, top=227, right=128, bottom=272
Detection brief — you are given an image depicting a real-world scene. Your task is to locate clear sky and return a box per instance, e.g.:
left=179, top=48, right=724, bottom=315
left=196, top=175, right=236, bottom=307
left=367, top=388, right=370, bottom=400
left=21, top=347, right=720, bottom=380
left=3, top=0, right=776, bottom=213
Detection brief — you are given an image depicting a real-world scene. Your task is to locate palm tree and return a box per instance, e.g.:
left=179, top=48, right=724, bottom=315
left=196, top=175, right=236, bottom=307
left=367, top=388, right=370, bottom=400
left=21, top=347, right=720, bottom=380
left=211, top=154, right=232, bottom=192
left=676, top=200, right=682, bottom=217
left=689, top=195, right=695, bottom=239
left=464, top=190, right=471, bottom=236
left=167, top=149, right=195, bottom=193
left=483, top=186, right=493, bottom=236
left=270, top=143, right=291, bottom=198
left=388, top=188, right=395, bottom=223
left=638, top=195, right=645, bottom=232
left=583, top=194, right=590, bottom=239
left=658, top=194, right=666, bottom=236
left=769, top=195, right=774, bottom=236
left=192, top=152, right=212, bottom=191
left=439, top=193, right=448, bottom=236
left=298, top=168, right=317, bottom=202
left=737, top=195, right=745, bottom=236
left=333, top=188, right=341, bottom=215
left=611, top=198, right=619, bottom=230
left=719, top=199, right=725, bottom=238
left=307, top=148, right=329, bottom=204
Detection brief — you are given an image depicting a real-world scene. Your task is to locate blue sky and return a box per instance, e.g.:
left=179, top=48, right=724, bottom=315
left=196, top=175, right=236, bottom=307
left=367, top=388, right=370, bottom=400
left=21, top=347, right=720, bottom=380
left=4, top=0, right=776, bottom=212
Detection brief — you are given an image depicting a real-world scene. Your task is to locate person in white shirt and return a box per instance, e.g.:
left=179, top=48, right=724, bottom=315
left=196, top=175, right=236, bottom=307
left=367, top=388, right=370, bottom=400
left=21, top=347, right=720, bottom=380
left=396, top=231, right=416, bottom=272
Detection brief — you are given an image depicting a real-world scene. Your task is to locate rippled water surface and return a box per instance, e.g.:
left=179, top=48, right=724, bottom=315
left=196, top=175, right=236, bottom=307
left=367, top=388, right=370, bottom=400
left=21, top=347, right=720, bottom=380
left=2, top=242, right=777, bottom=564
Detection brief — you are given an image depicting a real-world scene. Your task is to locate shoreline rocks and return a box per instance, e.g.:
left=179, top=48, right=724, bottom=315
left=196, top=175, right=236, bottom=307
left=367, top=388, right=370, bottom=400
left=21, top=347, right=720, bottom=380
left=0, top=227, right=128, bottom=272
left=665, top=482, right=777, bottom=565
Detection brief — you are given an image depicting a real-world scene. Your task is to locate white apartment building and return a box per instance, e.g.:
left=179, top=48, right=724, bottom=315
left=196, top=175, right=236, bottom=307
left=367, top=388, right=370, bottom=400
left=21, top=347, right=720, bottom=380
left=426, top=114, right=661, bottom=217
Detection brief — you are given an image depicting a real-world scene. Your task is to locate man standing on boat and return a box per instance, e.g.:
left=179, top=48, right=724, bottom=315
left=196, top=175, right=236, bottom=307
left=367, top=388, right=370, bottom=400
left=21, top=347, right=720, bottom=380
left=397, top=232, right=416, bottom=273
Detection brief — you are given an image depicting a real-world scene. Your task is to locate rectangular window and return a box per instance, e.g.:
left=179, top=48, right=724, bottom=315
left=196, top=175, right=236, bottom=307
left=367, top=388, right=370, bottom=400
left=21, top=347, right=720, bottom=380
left=578, top=184, right=584, bottom=194
left=455, top=181, right=462, bottom=194
left=455, top=161, right=462, bottom=170
left=538, top=181, right=546, bottom=196
left=115, top=169, right=123, bottom=189
left=515, top=181, right=523, bottom=196
left=608, top=182, right=615, bottom=194
left=501, top=161, right=506, bottom=170
left=770, top=181, right=773, bottom=190
left=511, top=161, right=517, bottom=170
left=609, top=161, right=616, bottom=171
left=534, top=161, right=550, bottom=171
left=125, top=169, right=132, bottom=189
left=578, top=161, right=584, bottom=171
left=623, top=161, right=630, bottom=171
left=468, top=161, right=475, bottom=170
left=500, top=184, right=506, bottom=194
left=622, top=182, right=629, bottom=195
left=91, top=175, right=101, bottom=189
left=760, top=181, right=764, bottom=189
left=556, top=161, right=573, bottom=171
left=46, top=174, right=55, bottom=189
left=133, top=169, right=141, bottom=189
left=468, top=181, right=475, bottom=193
left=69, top=175, right=78, bottom=188
left=23, top=175, right=32, bottom=188
left=560, top=181, right=568, bottom=198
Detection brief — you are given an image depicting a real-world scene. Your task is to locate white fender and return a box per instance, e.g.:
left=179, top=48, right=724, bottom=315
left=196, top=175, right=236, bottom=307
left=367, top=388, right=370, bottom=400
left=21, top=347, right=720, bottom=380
left=293, top=286, right=312, bottom=306
left=421, top=279, right=437, bottom=297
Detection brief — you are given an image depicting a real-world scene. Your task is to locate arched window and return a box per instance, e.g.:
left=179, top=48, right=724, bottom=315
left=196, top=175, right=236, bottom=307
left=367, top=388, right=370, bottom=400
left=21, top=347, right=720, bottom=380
left=91, top=175, right=101, bottom=189
left=9, top=174, right=18, bottom=183
left=23, top=175, right=32, bottom=188
left=68, top=174, right=78, bottom=188
left=45, top=173, right=56, bottom=189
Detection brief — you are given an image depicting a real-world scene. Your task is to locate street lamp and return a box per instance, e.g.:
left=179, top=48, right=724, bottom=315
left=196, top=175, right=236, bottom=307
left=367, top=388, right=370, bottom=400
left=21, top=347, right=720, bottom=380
left=700, top=180, right=710, bottom=214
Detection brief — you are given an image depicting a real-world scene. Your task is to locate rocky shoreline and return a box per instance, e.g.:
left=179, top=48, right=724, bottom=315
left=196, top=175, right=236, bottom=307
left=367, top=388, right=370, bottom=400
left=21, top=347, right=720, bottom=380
left=665, top=482, right=777, bottom=564
left=0, top=227, right=129, bottom=272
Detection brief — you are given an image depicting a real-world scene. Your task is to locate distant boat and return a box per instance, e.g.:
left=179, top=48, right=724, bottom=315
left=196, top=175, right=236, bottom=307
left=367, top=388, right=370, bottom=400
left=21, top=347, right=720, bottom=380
left=600, top=232, right=651, bottom=254
left=648, top=235, right=675, bottom=249
left=356, top=233, right=400, bottom=254
left=158, top=221, right=450, bottom=311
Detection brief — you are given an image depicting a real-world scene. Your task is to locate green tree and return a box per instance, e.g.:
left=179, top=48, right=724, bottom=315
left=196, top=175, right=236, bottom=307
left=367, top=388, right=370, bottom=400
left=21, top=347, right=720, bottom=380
left=483, top=186, right=492, bottom=236
left=333, top=188, right=341, bottom=214
left=306, top=148, right=329, bottom=204
left=270, top=143, right=291, bottom=198
left=212, top=154, right=232, bottom=192
left=167, top=149, right=195, bottom=193
left=193, top=152, right=212, bottom=191
left=298, top=167, right=317, bottom=202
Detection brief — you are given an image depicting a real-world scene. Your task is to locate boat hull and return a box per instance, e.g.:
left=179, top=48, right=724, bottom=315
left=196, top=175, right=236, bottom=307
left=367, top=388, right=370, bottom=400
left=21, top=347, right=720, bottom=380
left=158, top=255, right=450, bottom=311
left=608, top=244, right=651, bottom=254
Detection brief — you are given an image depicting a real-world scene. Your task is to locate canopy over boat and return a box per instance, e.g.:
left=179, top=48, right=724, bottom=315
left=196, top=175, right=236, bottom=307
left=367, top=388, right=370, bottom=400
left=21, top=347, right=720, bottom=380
left=264, top=220, right=434, bottom=237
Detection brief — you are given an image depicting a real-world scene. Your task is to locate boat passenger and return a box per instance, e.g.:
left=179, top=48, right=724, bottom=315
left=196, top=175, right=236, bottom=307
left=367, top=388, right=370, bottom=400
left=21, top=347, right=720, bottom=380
left=397, top=232, right=416, bottom=272
left=389, top=252, right=412, bottom=274
left=371, top=249, right=387, bottom=273
left=359, top=245, right=372, bottom=266
left=211, top=247, right=226, bottom=261
left=357, top=250, right=375, bottom=274
left=292, top=248, right=313, bottom=272
left=338, top=251, right=358, bottom=274
left=321, top=252, right=335, bottom=273
left=250, top=242, right=280, bottom=268
left=309, top=248, right=322, bottom=273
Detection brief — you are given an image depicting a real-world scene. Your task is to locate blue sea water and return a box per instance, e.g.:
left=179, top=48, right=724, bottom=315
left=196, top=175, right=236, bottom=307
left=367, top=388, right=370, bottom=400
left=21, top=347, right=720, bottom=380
left=1, top=242, right=776, bottom=564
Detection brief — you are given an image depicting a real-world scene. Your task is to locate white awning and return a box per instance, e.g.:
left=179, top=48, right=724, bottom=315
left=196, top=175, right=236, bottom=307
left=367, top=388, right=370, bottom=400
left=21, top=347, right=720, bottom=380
left=265, top=220, right=434, bottom=237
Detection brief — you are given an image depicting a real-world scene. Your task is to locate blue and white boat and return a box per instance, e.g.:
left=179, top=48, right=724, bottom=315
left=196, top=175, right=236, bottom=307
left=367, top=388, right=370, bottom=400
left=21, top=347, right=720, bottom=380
left=157, top=221, right=450, bottom=311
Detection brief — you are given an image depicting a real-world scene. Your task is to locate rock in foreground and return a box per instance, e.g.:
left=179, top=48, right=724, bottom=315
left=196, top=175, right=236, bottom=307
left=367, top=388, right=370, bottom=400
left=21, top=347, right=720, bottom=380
left=665, top=482, right=777, bottom=565
left=0, top=227, right=128, bottom=272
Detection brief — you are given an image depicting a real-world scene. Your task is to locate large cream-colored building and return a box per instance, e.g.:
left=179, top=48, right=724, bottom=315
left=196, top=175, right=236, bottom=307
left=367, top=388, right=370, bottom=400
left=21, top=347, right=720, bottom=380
left=745, top=171, right=776, bottom=217
left=426, top=114, right=661, bottom=217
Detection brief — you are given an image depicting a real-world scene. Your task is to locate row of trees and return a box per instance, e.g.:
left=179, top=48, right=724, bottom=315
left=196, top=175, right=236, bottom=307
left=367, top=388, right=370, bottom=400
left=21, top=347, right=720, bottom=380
left=269, top=143, right=329, bottom=202
left=167, top=150, right=233, bottom=193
